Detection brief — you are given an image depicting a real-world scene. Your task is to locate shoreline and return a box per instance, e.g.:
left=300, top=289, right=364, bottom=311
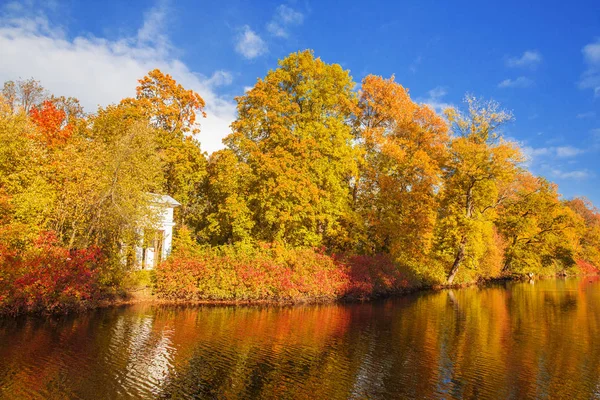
left=98, top=273, right=591, bottom=309
left=3, top=273, right=596, bottom=318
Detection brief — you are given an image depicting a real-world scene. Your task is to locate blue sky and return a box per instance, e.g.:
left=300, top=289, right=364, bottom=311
left=1, top=0, right=600, bottom=203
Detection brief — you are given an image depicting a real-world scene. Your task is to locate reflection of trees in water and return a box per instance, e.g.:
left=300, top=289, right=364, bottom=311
left=3, top=279, right=600, bottom=399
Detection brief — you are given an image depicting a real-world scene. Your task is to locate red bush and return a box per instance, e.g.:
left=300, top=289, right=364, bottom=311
left=155, top=243, right=418, bottom=302
left=0, top=231, right=104, bottom=315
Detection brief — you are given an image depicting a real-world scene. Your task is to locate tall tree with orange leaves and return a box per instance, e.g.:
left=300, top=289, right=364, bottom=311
left=355, top=75, right=449, bottom=269
left=128, top=69, right=206, bottom=135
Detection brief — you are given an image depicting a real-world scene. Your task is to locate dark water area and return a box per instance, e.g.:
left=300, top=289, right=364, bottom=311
left=2, top=278, right=600, bottom=399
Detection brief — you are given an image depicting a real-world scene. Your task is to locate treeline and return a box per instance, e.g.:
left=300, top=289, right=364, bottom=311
left=1, top=50, right=599, bottom=312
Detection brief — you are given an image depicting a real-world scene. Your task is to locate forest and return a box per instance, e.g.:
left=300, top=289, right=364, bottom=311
left=1, top=50, right=599, bottom=314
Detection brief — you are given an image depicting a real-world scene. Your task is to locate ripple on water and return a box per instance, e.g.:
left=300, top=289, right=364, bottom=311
left=2, top=278, right=600, bottom=399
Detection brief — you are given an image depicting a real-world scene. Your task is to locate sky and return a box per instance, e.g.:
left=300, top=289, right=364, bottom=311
left=1, top=0, right=600, bottom=203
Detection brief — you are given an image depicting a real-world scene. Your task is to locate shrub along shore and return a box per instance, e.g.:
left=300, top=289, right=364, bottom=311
left=0, top=230, right=596, bottom=316
left=2, top=50, right=600, bottom=316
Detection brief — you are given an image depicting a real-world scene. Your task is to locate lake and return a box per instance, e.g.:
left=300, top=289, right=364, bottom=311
left=1, top=278, right=600, bottom=399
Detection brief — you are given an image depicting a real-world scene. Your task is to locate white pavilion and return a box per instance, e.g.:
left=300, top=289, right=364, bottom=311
left=135, top=194, right=180, bottom=270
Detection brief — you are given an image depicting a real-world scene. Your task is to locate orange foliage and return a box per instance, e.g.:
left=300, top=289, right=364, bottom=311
left=29, top=100, right=73, bottom=147
left=134, top=69, right=206, bottom=134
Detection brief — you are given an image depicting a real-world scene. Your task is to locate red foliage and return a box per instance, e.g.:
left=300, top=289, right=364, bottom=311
left=0, top=231, right=104, bottom=315
left=576, top=259, right=600, bottom=275
left=155, top=244, right=418, bottom=302
left=29, top=100, right=73, bottom=147
left=337, top=254, right=415, bottom=298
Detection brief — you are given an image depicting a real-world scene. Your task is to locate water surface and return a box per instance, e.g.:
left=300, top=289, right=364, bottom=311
left=2, top=278, right=600, bottom=399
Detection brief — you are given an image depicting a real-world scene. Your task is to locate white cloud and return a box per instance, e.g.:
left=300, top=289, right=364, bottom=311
left=522, top=146, right=550, bottom=160
left=555, top=146, right=584, bottom=158
left=577, top=111, right=596, bottom=119
left=0, top=3, right=237, bottom=154
left=418, top=86, right=452, bottom=114
left=136, top=1, right=170, bottom=53
left=579, top=39, right=600, bottom=97
left=524, top=145, right=593, bottom=181
left=498, top=76, right=533, bottom=88
left=409, top=55, right=422, bottom=73
left=235, top=25, right=267, bottom=59
left=550, top=169, right=592, bottom=180
left=506, top=50, right=542, bottom=69
left=267, top=5, right=304, bottom=38
left=428, top=86, right=447, bottom=98
left=205, top=70, right=233, bottom=87
left=522, top=145, right=585, bottom=167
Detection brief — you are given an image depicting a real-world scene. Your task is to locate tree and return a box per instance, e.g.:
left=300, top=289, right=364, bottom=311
left=2, top=78, right=46, bottom=113
left=117, top=70, right=208, bottom=228
left=355, top=75, right=449, bottom=267
left=566, top=197, right=600, bottom=270
left=225, top=50, right=358, bottom=247
left=497, top=173, right=581, bottom=275
left=199, top=149, right=254, bottom=245
left=0, top=94, right=52, bottom=247
left=433, top=96, right=523, bottom=284
left=29, top=100, right=74, bottom=147
left=126, top=68, right=206, bottom=135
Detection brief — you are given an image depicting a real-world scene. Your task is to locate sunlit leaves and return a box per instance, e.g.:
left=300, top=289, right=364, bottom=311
left=433, top=96, right=523, bottom=283
left=225, top=50, right=358, bottom=247
left=355, top=75, right=449, bottom=266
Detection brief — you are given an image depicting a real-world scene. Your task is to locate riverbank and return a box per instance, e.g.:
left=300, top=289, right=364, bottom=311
left=96, top=271, right=595, bottom=311
left=2, top=271, right=595, bottom=317
left=2, top=239, right=597, bottom=317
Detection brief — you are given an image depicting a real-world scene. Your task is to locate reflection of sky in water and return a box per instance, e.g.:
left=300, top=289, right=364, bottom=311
left=106, top=314, right=175, bottom=397
left=1, top=278, right=600, bottom=399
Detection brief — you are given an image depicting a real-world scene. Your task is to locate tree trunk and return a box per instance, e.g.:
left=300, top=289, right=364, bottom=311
left=501, top=238, right=517, bottom=273
left=447, top=236, right=467, bottom=284
left=501, top=257, right=512, bottom=273
left=447, top=184, right=475, bottom=284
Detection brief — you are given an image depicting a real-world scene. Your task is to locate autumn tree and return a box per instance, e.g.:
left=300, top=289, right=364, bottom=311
left=432, top=96, right=523, bottom=284
left=566, top=197, right=600, bottom=271
left=29, top=100, right=74, bottom=147
left=127, top=68, right=206, bottom=135
left=497, top=173, right=581, bottom=275
left=198, top=149, right=254, bottom=245
left=355, top=75, right=449, bottom=267
left=224, top=50, right=358, bottom=247
left=117, top=69, right=208, bottom=228
left=0, top=94, right=52, bottom=247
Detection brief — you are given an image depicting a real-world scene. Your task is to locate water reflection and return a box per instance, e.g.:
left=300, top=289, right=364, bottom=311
left=2, top=278, right=600, bottom=399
